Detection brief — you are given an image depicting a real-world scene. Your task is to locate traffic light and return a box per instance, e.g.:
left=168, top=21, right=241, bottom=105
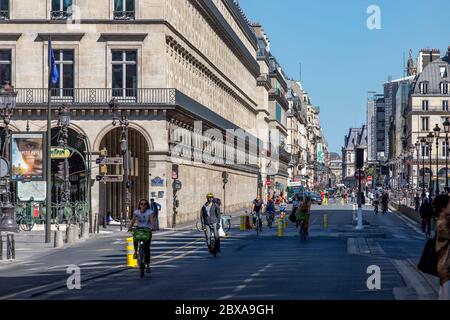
left=356, top=148, right=365, bottom=169
left=96, top=148, right=108, bottom=164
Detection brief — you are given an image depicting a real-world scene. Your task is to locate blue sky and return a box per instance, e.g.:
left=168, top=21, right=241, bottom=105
left=239, top=0, right=450, bottom=153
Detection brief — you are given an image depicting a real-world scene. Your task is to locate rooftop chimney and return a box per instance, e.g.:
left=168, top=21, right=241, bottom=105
left=418, top=48, right=441, bottom=73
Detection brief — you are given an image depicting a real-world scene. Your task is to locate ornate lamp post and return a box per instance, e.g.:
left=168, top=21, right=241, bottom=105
left=0, top=90, right=19, bottom=232
left=426, top=132, right=434, bottom=195
left=58, top=104, right=71, bottom=204
left=443, top=118, right=450, bottom=193
left=109, top=98, right=130, bottom=231
left=415, top=141, right=420, bottom=194
left=420, top=137, right=427, bottom=200
left=434, top=124, right=441, bottom=195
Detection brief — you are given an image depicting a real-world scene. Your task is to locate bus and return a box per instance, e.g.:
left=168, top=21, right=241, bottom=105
left=287, top=181, right=305, bottom=203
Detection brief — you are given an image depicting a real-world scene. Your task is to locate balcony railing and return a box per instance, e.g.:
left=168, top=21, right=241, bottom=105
left=256, top=48, right=269, bottom=61
left=50, top=10, right=72, bottom=20
left=0, top=10, right=9, bottom=20
left=257, top=73, right=271, bottom=88
left=113, top=11, right=135, bottom=20
left=15, top=88, right=176, bottom=106
left=269, top=88, right=289, bottom=107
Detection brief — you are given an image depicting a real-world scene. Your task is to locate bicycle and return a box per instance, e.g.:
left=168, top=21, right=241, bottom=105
left=252, top=211, right=263, bottom=236
left=130, top=227, right=152, bottom=278
left=221, top=215, right=232, bottom=233
left=16, top=204, right=35, bottom=231
left=297, top=214, right=308, bottom=242
left=266, top=211, right=275, bottom=228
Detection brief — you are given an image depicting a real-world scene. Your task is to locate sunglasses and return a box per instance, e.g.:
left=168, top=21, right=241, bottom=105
left=139, top=203, right=147, bottom=206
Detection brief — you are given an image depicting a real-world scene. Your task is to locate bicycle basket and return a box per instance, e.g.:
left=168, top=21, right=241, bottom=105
left=133, top=229, right=151, bottom=242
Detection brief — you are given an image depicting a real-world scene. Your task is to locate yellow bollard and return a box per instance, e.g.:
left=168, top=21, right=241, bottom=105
left=284, top=216, right=288, bottom=228
left=341, top=198, right=344, bottom=206
left=240, top=216, right=245, bottom=231
left=126, top=237, right=137, bottom=268
left=323, top=214, right=329, bottom=229
left=278, top=218, right=283, bottom=237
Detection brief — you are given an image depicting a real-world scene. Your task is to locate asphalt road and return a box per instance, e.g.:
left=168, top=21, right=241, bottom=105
left=0, top=203, right=440, bottom=300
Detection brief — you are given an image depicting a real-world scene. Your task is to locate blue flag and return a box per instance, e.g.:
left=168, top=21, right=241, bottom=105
left=48, top=37, right=59, bottom=85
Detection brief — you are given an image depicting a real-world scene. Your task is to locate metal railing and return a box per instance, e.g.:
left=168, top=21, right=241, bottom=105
left=256, top=48, right=269, bottom=60
left=15, top=88, right=177, bottom=106
left=0, top=10, right=9, bottom=20
left=257, top=73, right=270, bottom=87
left=50, top=10, right=72, bottom=20
left=113, top=11, right=135, bottom=20
left=269, top=88, right=289, bottom=107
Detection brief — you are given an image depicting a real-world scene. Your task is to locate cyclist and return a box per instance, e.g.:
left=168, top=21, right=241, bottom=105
left=265, top=198, right=276, bottom=227
left=201, top=193, right=222, bottom=253
left=420, top=197, right=434, bottom=236
left=373, top=192, right=380, bottom=215
left=128, top=199, right=154, bottom=274
left=251, top=196, right=264, bottom=232
left=381, top=191, right=389, bottom=215
left=296, top=195, right=312, bottom=236
left=279, top=198, right=287, bottom=217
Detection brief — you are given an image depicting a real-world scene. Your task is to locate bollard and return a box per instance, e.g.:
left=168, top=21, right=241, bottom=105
left=323, top=214, right=329, bottom=229
left=278, top=218, right=283, bottom=237
left=54, top=230, right=64, bottom=248
left=240, top=216, right=245, bottom=231
left=66, top=225, right=77, bottom=244
left=126, top=237, right=137, bottom=268
left=341, top=198, right=344, bottom=206
left=6, top=234, right=15, bottom=260
left=0, top=233, right=3, bottom=260
left=284, top=217, right=288, bottom=228
left=81, top=223, right=90, bottom=240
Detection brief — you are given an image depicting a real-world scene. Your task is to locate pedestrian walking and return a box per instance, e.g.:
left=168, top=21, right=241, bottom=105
left=415, top=193, right=421, bottom=213
left=150, top=198, right=161, bottom=231
left=432, top=195, right=450, bottom=300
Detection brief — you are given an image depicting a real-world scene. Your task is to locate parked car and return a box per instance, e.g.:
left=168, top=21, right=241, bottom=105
left=305, top=192, right=323, bottom=205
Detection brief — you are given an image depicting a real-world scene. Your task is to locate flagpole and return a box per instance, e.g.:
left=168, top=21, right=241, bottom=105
left=45, top=35, right=52, bottom=243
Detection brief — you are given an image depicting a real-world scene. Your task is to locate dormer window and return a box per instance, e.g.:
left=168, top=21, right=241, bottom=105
left=0, top=0, right=9, bottom=20
left=440, top=82, right=449, bottom=95
left=440, top=66, right=448, bottom=78
left=420, top=82, right=429, bottom=94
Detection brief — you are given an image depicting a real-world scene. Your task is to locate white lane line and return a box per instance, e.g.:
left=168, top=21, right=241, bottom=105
left=234, top=285, right=247, bottom=292
left=221, top=264, right=272, bottom=300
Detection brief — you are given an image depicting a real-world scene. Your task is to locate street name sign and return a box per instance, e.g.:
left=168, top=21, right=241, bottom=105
left=96, top=157, right=123, bottom=165
left=96, top=175, right=123, bottom=182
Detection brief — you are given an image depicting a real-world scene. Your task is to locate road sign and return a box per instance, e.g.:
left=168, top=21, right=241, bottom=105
left=50, top=148, right=71, bottom=159
left=96, top=157, right=123, bottom=165
left=96, top=175, right=123, bottom=182
left=367, top=176, right=373, bottom=182
left=266, top=180, right=271, bottom=187
left=172, top=180, right=182, bottom=190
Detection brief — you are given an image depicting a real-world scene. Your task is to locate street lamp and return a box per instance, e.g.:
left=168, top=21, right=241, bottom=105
left=58, top=104, right=71, bottom=204
left=109, top=98, right=130, bottom=231
left=434, top=124, right=441, bottom=195
left=420, top=137, right=427, bottom=200
left=415, top=141, right=420, bottom=194
left=444, top=118, right=450, bottom=193
left=0, top=90, right=19, bottom=232
left=426, top=132, right=434, bottom=195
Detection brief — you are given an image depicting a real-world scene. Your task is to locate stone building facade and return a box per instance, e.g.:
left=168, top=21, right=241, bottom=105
left=0, top=0, right=282, bottom=228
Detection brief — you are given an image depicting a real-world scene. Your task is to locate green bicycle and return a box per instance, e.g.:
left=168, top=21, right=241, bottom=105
left=131, top=228, right=152, bottom=278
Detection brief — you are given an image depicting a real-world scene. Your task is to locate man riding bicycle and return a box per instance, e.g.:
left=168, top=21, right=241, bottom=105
left=201, top=193, right=222, bottom=253
left=296, top=196, right=312, bottom=236
left=251, top=196, right=264, bottom=232
left=265, top=198, right=276, bottom=227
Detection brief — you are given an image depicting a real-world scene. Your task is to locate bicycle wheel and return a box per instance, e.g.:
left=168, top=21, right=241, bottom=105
left=139, top=244, right=145, bottom=278
left=19, top=217, right=34, bottom=232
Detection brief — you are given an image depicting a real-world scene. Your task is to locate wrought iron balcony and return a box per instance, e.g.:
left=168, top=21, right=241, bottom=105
left=269, top=88, right=289, bottom=108
left=0, top=10, right=9, bottom=20
left=257, top=73, right=271, bottom=89
left=15, top=88, right=176, bottom=106
left=50, top=11, right=72, bottom=20
left=113, top=11, right=135, bottom=20
left=256, top=48, right=269, bottom=61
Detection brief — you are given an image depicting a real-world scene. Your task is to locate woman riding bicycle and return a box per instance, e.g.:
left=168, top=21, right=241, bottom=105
left=296, top=196, right=312, bottom=236
left=128, top=199, right=154, bottom=274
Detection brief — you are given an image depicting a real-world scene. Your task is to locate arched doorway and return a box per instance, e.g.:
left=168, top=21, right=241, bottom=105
left=99, top=127, right=149, bottom=220
left=50, top=127, right=89, bottom=204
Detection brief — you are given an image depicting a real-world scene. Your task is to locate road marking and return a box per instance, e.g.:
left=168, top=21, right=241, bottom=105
left=221, top=264, right=272, bottom=300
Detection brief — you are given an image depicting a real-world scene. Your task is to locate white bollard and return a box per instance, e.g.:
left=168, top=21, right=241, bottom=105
left=80, top=223, right=90, bottom=240
left=54, top=230, right=64, bottom=248
left=66, top=225, right=79, bottom=244
left=355, top=208, right=364, bottom=230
